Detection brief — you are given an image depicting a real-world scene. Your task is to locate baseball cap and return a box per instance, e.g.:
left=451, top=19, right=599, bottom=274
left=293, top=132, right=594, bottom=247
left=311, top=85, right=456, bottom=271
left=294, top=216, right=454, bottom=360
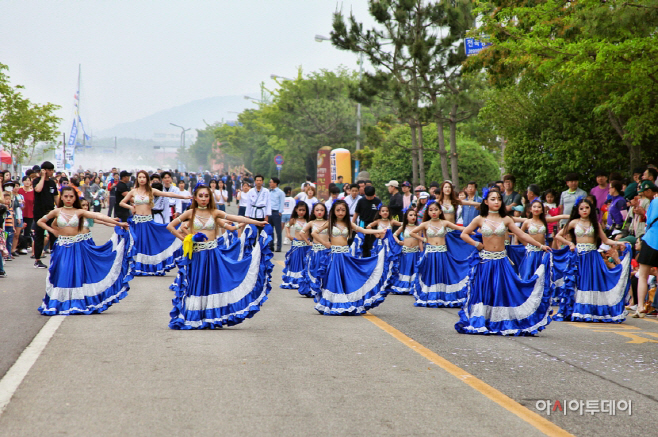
left=119, top=170, right=132, bottom=178
left=385, top=180, right=399, bottom=188
left=418, top=192, right=429, bottom=199
left=415, top=185, right=427, bottom=192
left=597, top=244, right=611, bottom=253
left=401, top=181, right=412, bottom=188
left=639, top=180, right=658, bottom=192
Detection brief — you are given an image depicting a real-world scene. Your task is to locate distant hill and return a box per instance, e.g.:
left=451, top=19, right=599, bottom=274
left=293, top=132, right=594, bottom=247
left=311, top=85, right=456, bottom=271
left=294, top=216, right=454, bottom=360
left=96, top=95, right=256, bottom=140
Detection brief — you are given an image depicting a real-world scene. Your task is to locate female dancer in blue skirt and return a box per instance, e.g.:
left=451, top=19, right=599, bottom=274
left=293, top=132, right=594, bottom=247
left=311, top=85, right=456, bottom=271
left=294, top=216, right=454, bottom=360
left=167, top=184, right=272, bottom=329
left=119, top=170, right=191, bottom=276
left=391, top=209, right=423, bottom=295
left=281, top=201, right=310, bottom=289
left=410, top=201, right=470, bottom=307
left=312, top=200, right=387, bottom=315
left=456, top=190, right=552, bottom=335
left=367, top=205, right=402, bottom=293
left=507, top=201, right=569, bottom=278
left=298, top=203, right=329, bottom=297
left=554, top=198, right=631, bottom=323
left=437, top=181, right=480, bottom=260
left=37, top=187, right=133, bottom=315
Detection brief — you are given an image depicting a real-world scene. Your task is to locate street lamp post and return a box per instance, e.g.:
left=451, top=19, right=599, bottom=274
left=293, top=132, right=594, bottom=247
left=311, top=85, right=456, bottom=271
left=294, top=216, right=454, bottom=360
left=244, top=95, right=263, bottom=104
left=169, top=123, right=191, bottom=149
left=270, top=74, right=294, bottom=81
left=316, top=34, right=363, bottom=181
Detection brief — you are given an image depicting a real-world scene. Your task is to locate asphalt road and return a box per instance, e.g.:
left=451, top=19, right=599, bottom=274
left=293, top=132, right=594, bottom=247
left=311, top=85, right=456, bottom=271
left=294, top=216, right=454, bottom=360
left=1, top=206, right=657, bottom=436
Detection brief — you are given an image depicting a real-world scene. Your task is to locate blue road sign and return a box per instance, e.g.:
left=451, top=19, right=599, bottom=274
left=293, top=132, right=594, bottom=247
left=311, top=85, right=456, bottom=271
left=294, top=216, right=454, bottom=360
left=464, top=37, right=492, bottom=56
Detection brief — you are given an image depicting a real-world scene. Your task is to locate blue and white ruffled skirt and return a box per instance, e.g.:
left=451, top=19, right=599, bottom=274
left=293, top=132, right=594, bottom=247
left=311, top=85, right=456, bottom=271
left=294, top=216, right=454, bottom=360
left=169, top=227, right=274, bottom=329
left=129, top=214, right=183, bottom=276
left=38, top=229, right=134, bottom=315
left=414, top=244, right=470, bottom=307
left=314, top=245, right=391, bottom=315
left=455, top=250, right=553, bottom=335
left=390, top=246, right=421, bottom=295
left=298, top=243, right=330, bottom=297
left=372, top=230, right=401, bottom=294
left=554, top=244, right=630, bottom=323
left=281, top=240, right=311, bottom=289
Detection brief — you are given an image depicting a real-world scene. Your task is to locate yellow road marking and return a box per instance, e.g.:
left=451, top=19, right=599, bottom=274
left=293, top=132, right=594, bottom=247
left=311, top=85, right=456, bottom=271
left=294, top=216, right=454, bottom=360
left=566, top=323, right=640, bottom=330
left=638, top=317, right=658, bottom=325
left=591, top=331, right=658, bottom=344
left=363, top=313, right=573, bottom=437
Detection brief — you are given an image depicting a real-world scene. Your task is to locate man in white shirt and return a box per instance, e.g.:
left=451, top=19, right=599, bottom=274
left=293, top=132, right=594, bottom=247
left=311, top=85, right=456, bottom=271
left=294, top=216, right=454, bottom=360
left=245, top=174, right=271, bottom=222
left=344, top=183, right=361, bottom=219
left=300, top=175, right=315, bottom=192
left=160, top=171, right=181, bottom=224
left=268, top=177, right=286, bottom=252
left=150, top=174, right=167, bottom=224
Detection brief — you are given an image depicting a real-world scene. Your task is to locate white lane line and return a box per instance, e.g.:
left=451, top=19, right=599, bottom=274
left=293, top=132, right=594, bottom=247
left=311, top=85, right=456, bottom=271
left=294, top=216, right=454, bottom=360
left=0, top=315, right=65, bottom=415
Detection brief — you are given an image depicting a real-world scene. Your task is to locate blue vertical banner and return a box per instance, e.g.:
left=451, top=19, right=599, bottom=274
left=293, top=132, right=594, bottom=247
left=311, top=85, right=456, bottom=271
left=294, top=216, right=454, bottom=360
left=65, top=119, right=77, bottom=170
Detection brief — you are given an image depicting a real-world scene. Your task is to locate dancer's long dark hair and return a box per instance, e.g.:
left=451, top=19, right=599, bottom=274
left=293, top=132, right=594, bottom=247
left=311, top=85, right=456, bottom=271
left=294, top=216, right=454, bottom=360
left=373, top=205, right=390, bottom=222
left=400, top=208, right=417, bottom=235
left=311, top=203, right=327, bottom=221
left=567, top=198, right=601, bottom=248
left=289, top=201, right=309, bottom=226
left=528, top=199, right=548, bottom=233
left=136, top=170, right=154, bottom=207
left=328, top=199, right=351, bottom=241
left=58, top=186, right=84, bottom=231
left=423, top=201, right=445, bottom=222
left=189, top=185, right=217, bottom=233
left=437, top=181, right=460, bottom=208
left=480, top=190, right=507, bottom=218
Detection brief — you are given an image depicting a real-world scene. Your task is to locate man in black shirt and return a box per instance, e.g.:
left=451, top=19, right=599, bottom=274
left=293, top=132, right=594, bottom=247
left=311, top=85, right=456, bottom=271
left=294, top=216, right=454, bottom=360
left=353, top=186, right=382, bottom=257
left=33, top=161, right=58, bottom=268
left=386, top=180, right=404, bottom=223
left=114, top=170, right=132, bottom=222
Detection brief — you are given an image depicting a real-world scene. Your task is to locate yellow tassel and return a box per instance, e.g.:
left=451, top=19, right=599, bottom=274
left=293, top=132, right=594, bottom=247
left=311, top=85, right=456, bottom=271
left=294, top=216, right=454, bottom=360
left=183, top=234, right=194, bottom=259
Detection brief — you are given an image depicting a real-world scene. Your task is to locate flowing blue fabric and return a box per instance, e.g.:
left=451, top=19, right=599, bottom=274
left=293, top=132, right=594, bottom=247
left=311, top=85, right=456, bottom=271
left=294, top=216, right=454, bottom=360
left=554, top=246, right=631, bottom=323
left=550, top=247, right=575, bottom=303
left=455, top=251, right=553, bottom=336
left=129, top=216, right=183, bottom=276
left=506, top=244, right=526, bottom=273
left=217, top=229, right=238, bottom=248
left=445, top=229, right=480, bottom=260
left=169, top=227, right=273, bottom=329
left=414, top=247, right=470, bottom=307
left=350, top=232, right=364, bottom=257
left=39, top=228, right=134, bottom=315
left=298, top=246, right=330, bottom=297
left=390, top=249, right=421, bottom=295
left=372, top=230, right=401, bottom=293
left=281, top=241, right=311, bottom=289
left=314, top=246, right=392, bottom=315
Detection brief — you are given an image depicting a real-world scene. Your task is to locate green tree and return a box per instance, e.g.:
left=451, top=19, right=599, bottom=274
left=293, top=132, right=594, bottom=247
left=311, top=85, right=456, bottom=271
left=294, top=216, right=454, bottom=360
left=369, top=122, right=499, bottom=201
left=0, top=65, right=61, bottom=171
left=470, top=0, right=658, bottom=169
left=479, top=81, right=657, bottom=194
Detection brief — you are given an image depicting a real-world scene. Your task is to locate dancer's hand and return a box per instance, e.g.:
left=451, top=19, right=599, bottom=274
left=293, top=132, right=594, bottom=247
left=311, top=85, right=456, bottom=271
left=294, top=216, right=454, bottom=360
left=540, top=245, right=551, bottom=252
left=118, top=222, right=129, bottom=230
left=569, top=243, right=576, bottom=251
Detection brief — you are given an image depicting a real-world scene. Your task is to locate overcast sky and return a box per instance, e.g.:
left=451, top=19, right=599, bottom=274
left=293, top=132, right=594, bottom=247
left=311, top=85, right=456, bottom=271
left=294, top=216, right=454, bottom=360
left=0, top=0, right=373, bottom=133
